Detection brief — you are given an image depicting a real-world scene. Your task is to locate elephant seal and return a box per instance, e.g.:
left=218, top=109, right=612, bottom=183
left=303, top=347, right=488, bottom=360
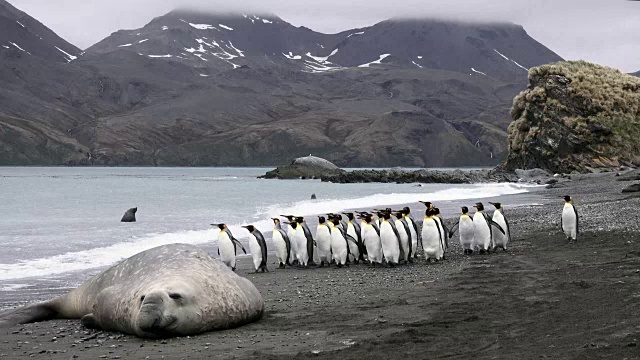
left=121, top=207, right=137, bottom=222
left=0, top=244, right=264, bottom=338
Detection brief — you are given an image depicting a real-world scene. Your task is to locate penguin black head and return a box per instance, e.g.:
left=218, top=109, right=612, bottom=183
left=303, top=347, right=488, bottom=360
left=394, top=211, right=404, bottom=219
left=402, top=207, right=411, bottom=215
left=382, top=212, right=392, bottom=220
left=271, top=218, right=280, bottom=225
left=489, top=202, right=502, bottom=209
left=212, top=223, right=226, bottom=230
left=434, top=208, right=441, bottom=216
left=318, top=216, right=326, bottom=224
left=336, top=214, right=343, bottom=221
left=461, top=206, right=469, bottom=214
left=474, top=203, right=485, bottom=211
left=331, top=217, right=341, bottom=225
left=286, top=221, right=298, bottom=229
left=419, top=201, right=433, bottom=209
left=343, top=212, right=355, bottom=221
left=242, top=225, right=255, bottom=232
left=295, top=216, right=305, bottom=223
left=281, top=215, right=295, bottom=221
left=561, top=195, right=572, bottom=202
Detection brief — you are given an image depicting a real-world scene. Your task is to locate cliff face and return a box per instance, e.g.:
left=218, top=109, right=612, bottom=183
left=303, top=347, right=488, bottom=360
left=503, top=61, right=640, bottom=173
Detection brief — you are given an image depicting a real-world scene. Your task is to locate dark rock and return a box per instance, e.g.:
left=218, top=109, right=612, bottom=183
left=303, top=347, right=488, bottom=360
left=616, top=171, right=640, bottom=182
left=502, top=61, right=640, bottom=174
left=321, top=168, right=517, bottom=184
left=260, top=156, right=344, bottom=180
left=121, top=208, right=137, bottom=222
left=621, top=183, right=640, bottom=193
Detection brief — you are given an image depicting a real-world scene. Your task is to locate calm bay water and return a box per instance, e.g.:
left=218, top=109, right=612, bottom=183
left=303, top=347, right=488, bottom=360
left=0, top=167, right=537, bottom=288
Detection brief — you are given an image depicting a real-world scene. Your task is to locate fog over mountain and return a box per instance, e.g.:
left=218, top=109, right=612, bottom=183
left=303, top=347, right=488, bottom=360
left=11, top=0, right=640, bottom=72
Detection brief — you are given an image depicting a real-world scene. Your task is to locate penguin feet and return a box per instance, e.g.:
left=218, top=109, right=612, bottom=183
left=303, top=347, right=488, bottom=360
left=278, top=263, right=286, bottom=269
left=479, top=249, right=486, bottom=255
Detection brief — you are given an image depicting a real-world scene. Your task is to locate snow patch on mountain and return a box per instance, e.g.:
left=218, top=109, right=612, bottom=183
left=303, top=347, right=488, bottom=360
left=189, top=23, right=216, bottom=30
left=118, top=43, right=133, bottom=47
left=412, top=61, right=423, bottom=68
left=471, top=67, right=487, bottom=76
left=358, top=54, right=391, bottom=68
left=494, top=49, right=509, bottom=61
left=219, top=24, right=233, bottom=31
left=139, top=39, right=148, bottom=44
left=283, top=52, right=302, bottom=60
left=148, top=54, right=172, bottom=58
left=347, top=31, right=365, bottom=38
left=54, top=46, right=77, bottom=62
left=16, top=21, right=25, bottom=28
left=511, top=59, right=528, bottom=71
left=305, top=48, right=338, bottom=63
left=262, top=19, right=273, bottom=24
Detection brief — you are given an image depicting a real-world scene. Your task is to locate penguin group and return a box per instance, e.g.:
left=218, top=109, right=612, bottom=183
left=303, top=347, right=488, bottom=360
left=211, top=195, right=578, bottom=272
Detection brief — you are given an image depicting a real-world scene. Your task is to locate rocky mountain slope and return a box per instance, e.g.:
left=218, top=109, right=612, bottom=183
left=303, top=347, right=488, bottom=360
left=502, top=61, right=640, bottom=173
left=0, top=3, right=564, bottom=167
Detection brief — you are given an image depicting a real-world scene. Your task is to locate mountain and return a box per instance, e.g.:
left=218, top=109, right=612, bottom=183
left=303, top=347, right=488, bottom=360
left=0, top=5, right=564, bottom=167
left=632, top=70, right=640, bottom=77
left=0, top=0, right=80, bottom=62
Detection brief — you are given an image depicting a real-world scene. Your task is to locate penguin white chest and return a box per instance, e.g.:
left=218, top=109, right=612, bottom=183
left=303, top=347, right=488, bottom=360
left=330, top=226, right=348, bottom=265
left=272, top=230, right=288, bottom=264
left=346, top=223, right=360, bottom=258
left=459, top=216, right=475, bottom=250
left=491, top=211, right=509, bottom=249
left=421, top=218, right=443, bottom=260
left=218, top=231, right=236, bottom=268
left=562, top=204, right=578, bottom=240
left=380, top=221, right=399, bottom=264
left=362, top=224, right=383, bottom=263
left=248, top=233, right=262, bottom=270
left=315, top=225, right=332, bottom=262
left=473, top=212, right=491, bottom=250
left=294, top=229, right=309, bottom=265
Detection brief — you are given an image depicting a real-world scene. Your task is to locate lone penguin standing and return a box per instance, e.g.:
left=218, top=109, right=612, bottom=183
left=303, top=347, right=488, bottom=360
left=561, top=195, right=579, bottom=242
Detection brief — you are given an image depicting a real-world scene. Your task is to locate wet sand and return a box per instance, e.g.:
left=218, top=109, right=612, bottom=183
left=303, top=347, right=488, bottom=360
left=1, top=171, right=639, bottom=359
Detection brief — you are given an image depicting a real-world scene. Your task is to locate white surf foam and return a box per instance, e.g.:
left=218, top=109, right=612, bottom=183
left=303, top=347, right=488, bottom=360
left=0, top=183, right=532, bottom=281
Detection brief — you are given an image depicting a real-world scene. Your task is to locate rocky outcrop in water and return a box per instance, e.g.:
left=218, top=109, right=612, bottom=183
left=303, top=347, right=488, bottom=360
left=320, top=168, right=517, bottom=184
left=502, top=61, right=640, bottom=174
left=261, top=156, right=345, bottom=179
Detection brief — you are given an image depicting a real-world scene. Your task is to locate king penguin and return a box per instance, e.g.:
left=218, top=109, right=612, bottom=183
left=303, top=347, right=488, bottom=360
left=288, top=221, right=310, bottom=267
left=448, top=207, right=475, bottom=254
left=360, top=213, right=383, bottom=266
left=343, top=212, right=363, bottom=264
left=379, top=212, right=401, bottom=266
left=394, top=211, right=412, bottom=263
left=489, top=202, right=511, bottom=251
left=281, top=215, right=299, bottom=265
left=212, top=223, right=247, bottom=271
left=472, top=203, right=505, bottom=254
left=421, top=208, right=444, bottom=262
left=315, top=216, right=333, bottom=267
left=242, top=225, right=269, bottom=273
left=561, top=195, right=579, bottom=241
left=296, top=216, right=317, bottom=266
left=402, top=207, right=421, bottom=258
left=271, top=218, right=291, bottom=268
left=329, top=216, right=350, bottom=267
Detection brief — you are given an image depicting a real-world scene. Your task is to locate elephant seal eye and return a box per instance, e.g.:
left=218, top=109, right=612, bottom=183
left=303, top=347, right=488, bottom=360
left=140, top=295, right=145, bottom=302
left=169, top=293, right=182, bottom=300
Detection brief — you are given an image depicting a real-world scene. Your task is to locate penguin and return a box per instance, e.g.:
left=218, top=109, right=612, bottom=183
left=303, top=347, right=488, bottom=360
left=242, top=225, right=269, bottom=273
left=212, top=223, right=247, bottom=271
left=432, top=207, right=449, bottom=260
left=421, top=208, right=444, bottom=262
left=448, top=207, right=475, bottom=254
left=315, top=216, right=333, bottom=267
left=296, top=217, right=317, bottom=266
left=489, top=202, right=511, bottom=251
left=394, top=211, right=412, bottom=263
left=379, top=212, right=402, bottom=266
left=287, top=221, right=310, bottom=267
left=343, top=212, right=363, bottom=264
left=281, top=215, right=299, bottom=265
left=271, top=218, right=291, bottom=268
left=560, top=195, right=579, bottom=241
left=472, top=202, right=505, bottom=254
left=329, top=216, right=351, bottom=267
left=360, top=213, right=383, bottom=266
left=402, top=207, right=421, bottom=258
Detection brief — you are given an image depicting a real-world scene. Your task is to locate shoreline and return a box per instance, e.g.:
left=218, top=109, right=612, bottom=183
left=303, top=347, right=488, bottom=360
left=1, top=172, right=639, bottom=358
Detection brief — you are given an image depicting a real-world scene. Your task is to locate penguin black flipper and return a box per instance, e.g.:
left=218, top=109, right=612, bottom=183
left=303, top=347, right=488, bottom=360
left=485, top=214, right=505, bottom=235
left=388, top=220, right=405, bottom=260
left=301, top=222, right=315, bottom=262
left=441, top=219, right=449, bottom=249
left=448, top=221, right=460, bottom=239
left=252, top=230, right=269, bottom=270
left=232, top=238, right=247, bottom=254
left=504, top=215, right=512, bottom=243
left=372, top=222, right=381, bottom=237
left=277, top=228, right=292, bottom=264
left=399, top=218, right=413, bottom=257
left=408, top=214, right=421, bottom=246
left=573, top=204, right=579, bottom=237
left=345, top=234, right=358, bottom=246
left=217, top=248, right=220, bottom=256
left=337, top=227, right=351, bottom=257
left=435, top=220, right=444, bottom=252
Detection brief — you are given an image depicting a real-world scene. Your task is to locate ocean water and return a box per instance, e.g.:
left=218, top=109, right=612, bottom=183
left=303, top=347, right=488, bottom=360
left=0, top=167, right=537, bottom=289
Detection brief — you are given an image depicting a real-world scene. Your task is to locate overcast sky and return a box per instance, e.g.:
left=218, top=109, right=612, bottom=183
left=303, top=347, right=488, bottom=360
left=10, top=0, right=640, bottom=72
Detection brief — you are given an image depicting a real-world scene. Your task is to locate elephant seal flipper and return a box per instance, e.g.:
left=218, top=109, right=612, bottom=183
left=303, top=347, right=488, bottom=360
left=0, top=300, right=60, bottom=327
left=0, top=244, right=264, bottom=338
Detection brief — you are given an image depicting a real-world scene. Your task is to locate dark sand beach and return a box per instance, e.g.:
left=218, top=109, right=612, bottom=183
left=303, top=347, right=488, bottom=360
left=1, top=172, right=639, bottom=359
